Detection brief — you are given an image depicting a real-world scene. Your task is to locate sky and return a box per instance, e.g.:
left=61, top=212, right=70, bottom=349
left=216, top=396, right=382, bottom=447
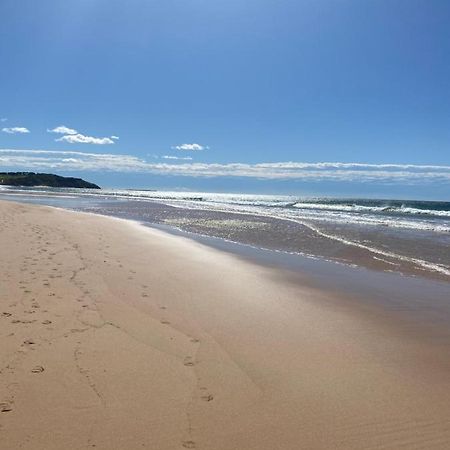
left=1, top=0, right=450, bottom=199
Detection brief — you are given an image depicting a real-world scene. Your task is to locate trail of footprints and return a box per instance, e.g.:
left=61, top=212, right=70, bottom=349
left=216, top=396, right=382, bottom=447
left=0, top=222, right=66, bottom=415
left=94, top=251, right=215, bottom=449
left=2, top=224, right=104, bottom=416
left=2, top=214, right=214, bottom=450
left=137, top=279, right=214, bottom=449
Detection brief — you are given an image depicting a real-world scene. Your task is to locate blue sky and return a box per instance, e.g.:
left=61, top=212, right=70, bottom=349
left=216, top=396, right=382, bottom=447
left=1, top=0, right=450, bottom=198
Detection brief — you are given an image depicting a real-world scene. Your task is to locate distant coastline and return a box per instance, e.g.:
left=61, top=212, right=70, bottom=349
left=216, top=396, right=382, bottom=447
left=0, top=172, right=100, bottom=189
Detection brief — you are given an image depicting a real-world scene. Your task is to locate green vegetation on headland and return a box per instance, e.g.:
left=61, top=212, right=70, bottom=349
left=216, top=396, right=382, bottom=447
left=0, top=172, right=101, bottom=189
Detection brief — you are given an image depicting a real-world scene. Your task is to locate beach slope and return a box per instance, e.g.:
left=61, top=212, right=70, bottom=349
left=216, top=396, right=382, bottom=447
left=1, top=200, right=450, bottom=449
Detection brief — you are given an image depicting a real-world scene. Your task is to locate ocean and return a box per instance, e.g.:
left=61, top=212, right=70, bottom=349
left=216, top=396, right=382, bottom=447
left=1, top=186, right=449, bottom=280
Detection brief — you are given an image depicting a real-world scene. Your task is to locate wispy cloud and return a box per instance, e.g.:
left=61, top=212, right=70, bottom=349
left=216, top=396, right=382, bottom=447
left=48, top=125, right=117, bottom=145
left=0, top=149, right=449, bottom=185
left=47, top=125, right=78, bottom=135
left=0, top=118, right=7, bottom=122
left=2, top=127, right=30, bottom=134
left=162, top=155, right=193, bottom=161
left=173, top=143, right=206, bottom=151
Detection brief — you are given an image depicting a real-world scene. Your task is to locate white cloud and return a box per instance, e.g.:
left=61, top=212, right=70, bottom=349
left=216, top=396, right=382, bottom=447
left=48, top=125, right=117, bottom=145
left=56, top=134, right=115, bottom=145
left=0, top=149, right=450, bottom=185
left=47, top=125, right=78, bottom=135
left=2, top=127, right=30, bottom=134
left=173, top=143, right=206, bottom=151
left=162, top=155, right=193, bottom=161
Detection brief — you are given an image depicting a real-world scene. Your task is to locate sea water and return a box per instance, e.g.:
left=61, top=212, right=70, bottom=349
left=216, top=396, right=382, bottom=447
left=1, top=186, right=449, bottom=279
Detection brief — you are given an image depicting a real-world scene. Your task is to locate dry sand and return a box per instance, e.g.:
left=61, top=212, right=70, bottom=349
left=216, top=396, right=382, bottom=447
left=1, top=200, right=450, bottom=450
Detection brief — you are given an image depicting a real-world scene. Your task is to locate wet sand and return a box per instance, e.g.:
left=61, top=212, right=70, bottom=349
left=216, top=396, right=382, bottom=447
left=1, top=200, right=450, bottom=449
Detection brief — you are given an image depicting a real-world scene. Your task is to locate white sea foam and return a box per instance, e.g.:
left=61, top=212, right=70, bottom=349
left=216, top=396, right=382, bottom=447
left=149, top=194, right=450, bottom=277
left=157, top=197, right=450, bottom=234
left=177, top=202, right=450, bottom=276
left=292, top=202, right=450, bottom=217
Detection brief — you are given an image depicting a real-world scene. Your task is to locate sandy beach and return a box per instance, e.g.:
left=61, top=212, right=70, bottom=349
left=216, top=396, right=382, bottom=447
left=1, top=199, right=450, bottom=450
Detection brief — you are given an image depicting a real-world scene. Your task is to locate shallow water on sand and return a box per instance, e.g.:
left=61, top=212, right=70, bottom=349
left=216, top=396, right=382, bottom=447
left=1, top=188, right=449, bottom=281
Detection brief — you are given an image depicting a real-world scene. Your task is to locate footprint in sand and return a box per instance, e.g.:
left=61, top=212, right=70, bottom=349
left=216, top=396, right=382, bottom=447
left=13, top=319, right=35, bottom=324
left=0, top=402, right=12, bottom=413
left=23, top=339, right=35, bottom=345
left=42, top=320, right=52, bottom=325
left=2, top=312, right=12, bottom=317
left=200, top=394, right=214, bottom=402
left=183, top=357, right=195, bottom=367
left=182, top=441, right=196, bottom=449
left=161, top=320, right=170, bottom=325
left=190, top=338, right=200, bottom=343
left=31, top=366, right=44, bottom=373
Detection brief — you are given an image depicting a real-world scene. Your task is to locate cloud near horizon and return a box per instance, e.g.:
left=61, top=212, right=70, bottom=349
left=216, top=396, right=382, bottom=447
left=2, top=127, right=30, bottom=134
left=173, top=143, right=206, bottom=151
left=48, top=125, right=117, bottom=145
left=162, top=155, right=193, bottom=161
left=0, top=149, right=450, bottom=185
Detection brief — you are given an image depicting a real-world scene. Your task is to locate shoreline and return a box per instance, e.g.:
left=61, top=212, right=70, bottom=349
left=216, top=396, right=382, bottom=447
left=1, top=200, right=450, bottom=449
left=1, top=190, right=449, bottom=282
left=78, top=199, right=450, bottom=282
